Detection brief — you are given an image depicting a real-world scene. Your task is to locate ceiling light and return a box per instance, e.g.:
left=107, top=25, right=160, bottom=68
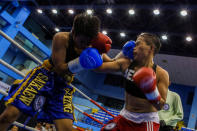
left=86, top=9, right=93, bottom=15
left=180, top=10, right=188, bottom=16
left=128, top=9, right=135, bottom=15
left=153, top=9, right=160, bottom=15
left=186, top=36, right=192, bottom=42
left=52, top=9, right=58, bottom=14
left=102, top=30, right=107, bottom=35
left=68, top=9, right=74, bottom=14
left=55, top=27, right=60, bottom=32
left=161, top=35, right=168, bottom=40
left=120, top=32, right=126, bottom=37
left=37, top=9, right=43, bottom=14
left=106, top=8, right=112, bottom=14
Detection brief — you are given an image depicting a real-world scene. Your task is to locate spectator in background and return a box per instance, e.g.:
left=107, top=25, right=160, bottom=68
left=85, top=128, right=93, bottom=131
left=9, top=125, right=19, bottom=131
left=44, top=123, right=53, bottom=131
left=51, top=124, right=56, bottom=131
left=35, top=122, right=46, bottom=131
left=158, top=88, right=183, bottom=131
left=15, top=64, right=29, bottom=74
left=15, top=64, right=26, bottom=71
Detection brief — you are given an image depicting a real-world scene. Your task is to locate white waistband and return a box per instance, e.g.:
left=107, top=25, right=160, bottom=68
left=120, top=108, right=159, bottom=124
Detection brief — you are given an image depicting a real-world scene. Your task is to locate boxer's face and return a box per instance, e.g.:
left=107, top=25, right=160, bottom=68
left=133, top=36, right=152, bottom=61
left=73, top=34, right=92, bottom=54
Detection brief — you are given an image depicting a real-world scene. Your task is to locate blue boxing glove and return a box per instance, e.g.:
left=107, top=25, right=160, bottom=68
left=122, top=40, right=135, bottom=59
left=68, top=47, right=103, bottom=73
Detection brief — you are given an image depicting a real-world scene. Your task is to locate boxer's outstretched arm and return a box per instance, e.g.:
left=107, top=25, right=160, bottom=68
left=96, top=58, right=130, bottom=73
left=102, top=53, right=113, bottom=62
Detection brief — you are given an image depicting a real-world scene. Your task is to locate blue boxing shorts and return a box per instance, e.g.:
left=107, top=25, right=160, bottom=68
left=36, top=83, right=75, bottom=123
left=4, top=60, right=75, bottom=121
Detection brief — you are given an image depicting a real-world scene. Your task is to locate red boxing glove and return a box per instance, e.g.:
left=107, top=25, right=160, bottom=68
left=91, top=32, right=112, bottom=54
left=133, top=67, right=161, bottom=103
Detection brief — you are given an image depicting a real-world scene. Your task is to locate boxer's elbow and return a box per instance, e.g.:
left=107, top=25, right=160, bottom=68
left=94, top=65, right=107, bottom=73
left=53, top=63, right=68, bottom=75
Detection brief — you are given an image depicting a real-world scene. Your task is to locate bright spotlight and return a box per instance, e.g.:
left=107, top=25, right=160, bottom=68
left=161, top=35, right=168, bottom=40
left=37, top=9, right=43, bottom=14
left=106, top=8, right=112, bottom=14
left=55, top=27, right=60, bottom=32
left=52, top=9, right=58, bottom=14
left=120, top=32, right=126, bottom=37
left=180, top=10, right=188, bottom=16
left=153, top=9, right=160, bottom=15
left=68, top=9, right=74, bottom=14
left=86, top=9, right=93, bottom=15
left=186, top=36, right=192, bottom=42
left=102, top=30, right=107, bottom=35
left=128, top=9, right=135, bottom=15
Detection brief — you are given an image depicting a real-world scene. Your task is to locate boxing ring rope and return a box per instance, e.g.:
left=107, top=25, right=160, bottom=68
left=0, top=29, right=115, bottom=118
left=0, top=59, right=26, bottom=77
left=0, top=88, right=9, bottom=96
left=0, top=30, right=42, bottom=65
left=13, top=121, right=39, bottom=131
left=0, top=29, right=113, bottom=128
left=72, top=125, right=84, bottom=131
left=70, top=84, right=115, bottom=118
left=75, top=106, right=104, bottom=125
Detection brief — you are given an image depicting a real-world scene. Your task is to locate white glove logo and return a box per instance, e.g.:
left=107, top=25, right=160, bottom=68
left=140, top=76, right=154, bottom=89
left=104, top=122, right=116, bottom=130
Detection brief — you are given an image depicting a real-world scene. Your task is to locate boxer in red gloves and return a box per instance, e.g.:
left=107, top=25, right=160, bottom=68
left=97, top=32, right=169, bottom=131
left=91, top=32, right=112, bottom=62
left=91, top=32, right=112, bottom=54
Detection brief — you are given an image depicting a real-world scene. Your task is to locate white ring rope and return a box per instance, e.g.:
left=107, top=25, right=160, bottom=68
left=13, top=121, right=39, bottom=131
left=0, top=89, right=8, bottom=96
left=0, top=59, right=25, bottom=77
left=0, top=30, right=42, bottom=65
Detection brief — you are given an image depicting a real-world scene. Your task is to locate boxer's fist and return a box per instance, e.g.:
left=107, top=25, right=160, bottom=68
left=122, top=40, right=135, bottom=59
left=68, top=48, right=103, bottom=73
left=91, top=32, right=112, bottom=54
left=133, top=67, right=161, bottom=103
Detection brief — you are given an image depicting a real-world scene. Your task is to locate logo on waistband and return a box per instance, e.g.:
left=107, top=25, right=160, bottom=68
left=104, top=122, right=116, bottom=130
left=34, top=96, right=46, bottom=112
left=163, top=103, right=170, bottom=110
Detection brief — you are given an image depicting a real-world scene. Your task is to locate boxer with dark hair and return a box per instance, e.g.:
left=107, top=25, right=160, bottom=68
left=0, top=13, right=112, bottom=131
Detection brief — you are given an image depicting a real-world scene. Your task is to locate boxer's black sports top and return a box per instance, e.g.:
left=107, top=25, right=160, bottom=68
left=49, top=33, right=79, bottom=65
left=123, top=61, right=157, bottom=99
